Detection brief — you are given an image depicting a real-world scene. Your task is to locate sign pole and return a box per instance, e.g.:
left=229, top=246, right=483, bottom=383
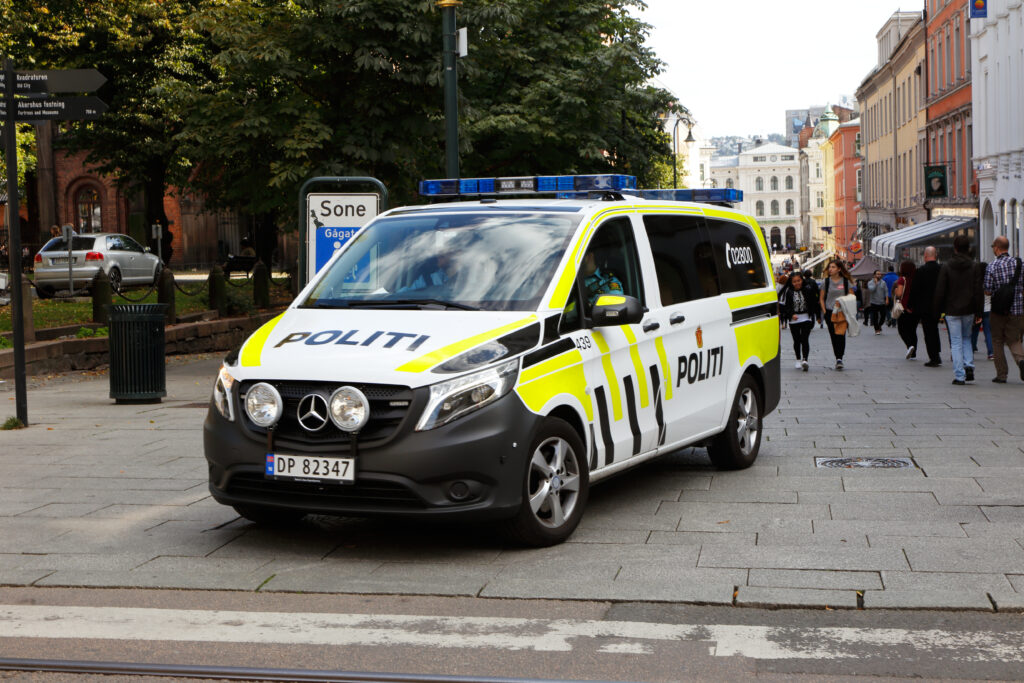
left=438, top=0, right=461, bottom=178
left=3, top=57, right=28, bottom=425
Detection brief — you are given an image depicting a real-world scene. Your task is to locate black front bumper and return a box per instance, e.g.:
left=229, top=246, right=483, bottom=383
left=204, top=389, right=540, bottom=521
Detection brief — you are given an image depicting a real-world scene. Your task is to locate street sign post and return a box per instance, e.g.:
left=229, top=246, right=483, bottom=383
left=1, top=59, right=107, bottom=426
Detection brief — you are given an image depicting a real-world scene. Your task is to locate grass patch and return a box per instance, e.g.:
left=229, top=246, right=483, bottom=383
left=0, top=278, right=291, bottom=333
left=2, top=416, right=26, bottom=430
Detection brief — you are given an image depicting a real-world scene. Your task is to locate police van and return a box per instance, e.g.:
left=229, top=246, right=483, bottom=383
left=204, top=174, right=780, bottom=546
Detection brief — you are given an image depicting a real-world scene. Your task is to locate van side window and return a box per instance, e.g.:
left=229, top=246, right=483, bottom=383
left=561, top=217, right=644, bottom=332
left=705, top=218, right=769, bottom=292
left=642, top=214, right=721, bottom=304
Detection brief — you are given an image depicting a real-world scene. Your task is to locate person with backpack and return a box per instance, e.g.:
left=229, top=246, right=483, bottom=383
left=934, top=235, right=984, bottom=385
left=983, top=235, right=1024, bottom=383
left=819, top=258, right=856, bottom=370
left=892, top=260, right=918, bottom=359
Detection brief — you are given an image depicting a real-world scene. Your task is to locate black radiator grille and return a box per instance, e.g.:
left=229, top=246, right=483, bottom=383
left=227, top=472, right=425, bottom=509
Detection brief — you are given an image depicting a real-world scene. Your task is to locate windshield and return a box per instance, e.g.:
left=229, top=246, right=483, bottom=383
left=302, top=211, right=581, bottom=311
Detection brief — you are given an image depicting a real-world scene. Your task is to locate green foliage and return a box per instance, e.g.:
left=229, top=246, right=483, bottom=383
left=2, top=416, right=26, bottom=430
left=0, top=125, right=38, bottom=197
left=0, top=336, right=12, bottom=349
left=75, top=325, right=107, bottom=337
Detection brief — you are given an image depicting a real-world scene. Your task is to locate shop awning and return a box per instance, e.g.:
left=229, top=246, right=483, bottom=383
left=849, top=254, right=884, bottom=278
left=869, top=216, right=977, bottom=261
left=798, top=250, right=833, bottom=271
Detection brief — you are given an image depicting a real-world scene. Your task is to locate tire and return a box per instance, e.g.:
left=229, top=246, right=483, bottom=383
left=232, top=503, right=305, bottom=526
left=707, top=374, right=763, bottom=470
left=107, top=266, right=122, bottom=292
left=35, top=285, right=55, bottom=300
left=503, top=417, right=589, bottom=547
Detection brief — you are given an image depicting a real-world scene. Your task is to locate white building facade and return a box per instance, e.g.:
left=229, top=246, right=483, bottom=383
left=972, top=0, right=1024, bottom=255
left=710, top=142, right=802, bottom=251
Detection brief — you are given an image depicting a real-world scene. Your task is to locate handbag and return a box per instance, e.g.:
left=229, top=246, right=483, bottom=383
left=991, top=257, right=1022, bottom=315
left=831, top=309, right=848, bottom=335
left=892, top=300, right=905, bottom=319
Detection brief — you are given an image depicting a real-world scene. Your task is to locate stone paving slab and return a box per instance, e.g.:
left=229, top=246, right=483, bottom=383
left=2, top=326, right=1024, bottom=610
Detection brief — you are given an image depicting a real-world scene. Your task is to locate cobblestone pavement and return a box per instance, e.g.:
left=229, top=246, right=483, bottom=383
left=1, top=320, right=1023, bottom=611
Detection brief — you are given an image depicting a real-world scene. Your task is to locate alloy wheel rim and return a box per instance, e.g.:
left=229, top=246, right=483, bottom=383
left=527, top=436, right=580, bottom=529
left=735, top=387, right=759, bottom=456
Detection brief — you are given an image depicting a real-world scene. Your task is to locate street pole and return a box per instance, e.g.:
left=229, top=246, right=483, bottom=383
left=438, top=0, right=461, bottom=179
left=3, top=57, right=28, bottom=425
left=672, top=118, right=681, bottom=189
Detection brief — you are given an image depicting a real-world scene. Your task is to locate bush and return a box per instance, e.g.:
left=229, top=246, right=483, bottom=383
left=0, top=336, right=11, bottom=349
left=2, top=416, right=25, bottom=430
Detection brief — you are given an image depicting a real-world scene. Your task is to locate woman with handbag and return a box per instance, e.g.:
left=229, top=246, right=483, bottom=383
left=819, top=258, right=856, bottom=370
left=892, top=260, right=918, bottom=359
left=780, top=270, right=820, bottom=371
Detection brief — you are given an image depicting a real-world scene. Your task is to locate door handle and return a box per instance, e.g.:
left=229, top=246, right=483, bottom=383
left=670, top=313, right=686, bottom=325
left=642, top=320, right=660, bottom=333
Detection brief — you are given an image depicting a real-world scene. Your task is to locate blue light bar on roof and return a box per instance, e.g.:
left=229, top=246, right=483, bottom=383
left=638, top=188, right=743, bottom=203
left=419, top=174, right=638, bottom=197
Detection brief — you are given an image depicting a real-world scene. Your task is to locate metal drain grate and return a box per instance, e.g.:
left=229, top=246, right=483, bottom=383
left=815, top=456, right=915, bottom=469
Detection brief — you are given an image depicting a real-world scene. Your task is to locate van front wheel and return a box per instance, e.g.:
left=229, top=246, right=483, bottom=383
left=504, top=418, right=588, bottom=547
left=707, top=374, right=762, bottom=470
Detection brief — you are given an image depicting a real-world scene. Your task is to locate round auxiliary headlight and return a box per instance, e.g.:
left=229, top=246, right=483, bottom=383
left=245, top=382, right=283, bottom=428
left=329, top=386, right=370, bottom=432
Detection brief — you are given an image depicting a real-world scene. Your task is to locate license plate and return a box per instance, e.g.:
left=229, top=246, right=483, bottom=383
left=265, top=453, right=355, bottom=484
left=51, top=257, right=70, bottom=265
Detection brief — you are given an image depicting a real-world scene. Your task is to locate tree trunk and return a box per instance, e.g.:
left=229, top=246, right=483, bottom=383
left=143, top=164, right=171, bottom=264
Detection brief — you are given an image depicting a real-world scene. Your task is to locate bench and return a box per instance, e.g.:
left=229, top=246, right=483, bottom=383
left=223, top=254, right=257, bottom=278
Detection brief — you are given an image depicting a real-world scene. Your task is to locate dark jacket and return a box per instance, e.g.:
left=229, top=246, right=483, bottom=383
left=908, top=260, right=941, bottom=318
left=780, top=285, right=821, bottom=321
left=934, top=253, right=984, bottom=317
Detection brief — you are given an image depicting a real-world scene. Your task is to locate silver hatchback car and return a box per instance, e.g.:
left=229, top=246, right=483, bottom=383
left=33, top=232, right=162, bottom=298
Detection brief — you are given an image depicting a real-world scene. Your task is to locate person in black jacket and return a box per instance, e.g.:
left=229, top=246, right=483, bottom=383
left=780, top=271, right=821, bottom=371
left=934, top=235, right=984, bottom=384
left=909, top=246, right=943, bottom=366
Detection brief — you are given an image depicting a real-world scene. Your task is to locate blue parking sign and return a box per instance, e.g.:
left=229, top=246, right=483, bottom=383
left=305, top=193, right=378, bottom=281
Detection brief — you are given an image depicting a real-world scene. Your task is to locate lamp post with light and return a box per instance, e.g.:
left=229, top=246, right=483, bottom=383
left=437, top=0, right=461, bottom=178
left=671, top=118, right=696, bottom=189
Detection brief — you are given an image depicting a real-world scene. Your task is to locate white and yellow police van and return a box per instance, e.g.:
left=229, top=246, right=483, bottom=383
left=205, top=174, right=780, bottom=546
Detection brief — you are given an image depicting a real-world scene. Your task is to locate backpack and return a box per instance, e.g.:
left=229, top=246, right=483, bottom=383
left=991, top=257, right=1022, bottom=316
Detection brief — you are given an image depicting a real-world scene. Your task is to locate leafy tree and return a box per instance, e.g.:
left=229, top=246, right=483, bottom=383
left=0, top=125, right=38, bottom=198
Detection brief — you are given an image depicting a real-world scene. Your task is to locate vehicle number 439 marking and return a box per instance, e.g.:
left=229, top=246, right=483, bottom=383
left=573, top=335, right=593, bottom=351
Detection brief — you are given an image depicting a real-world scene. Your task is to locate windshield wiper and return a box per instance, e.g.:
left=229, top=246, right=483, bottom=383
left=377, top=298, right=480, bottom=311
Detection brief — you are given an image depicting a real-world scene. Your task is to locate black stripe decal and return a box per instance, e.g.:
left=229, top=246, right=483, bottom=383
left=542, top=314, right=561, bottom=345
left=650, top=364, right=666, bottom=446
left=623, top=375, right=642, bottom=456
left=731, top=302, right=778, bottom=324
left=588, top=424, right=597, bottom=471
left=594, top=386, right=614, bottom=466
left=521, top=337, right=575, bottom=368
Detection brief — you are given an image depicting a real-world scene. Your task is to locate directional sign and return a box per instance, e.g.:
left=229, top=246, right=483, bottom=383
left=0, top=68, right=106, bottom=94
left=0, top=96, right=108, bottom=121
left=306, top=193, right=378, bottom=280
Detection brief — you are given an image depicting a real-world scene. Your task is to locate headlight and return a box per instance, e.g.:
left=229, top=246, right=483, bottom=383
left=213, top=365, right=235, bottom=421
left=417, top=359, right=518, bottom=431
left=329, top=386, right=370, bottom=432
left=244, top=382, right=283, bottom=428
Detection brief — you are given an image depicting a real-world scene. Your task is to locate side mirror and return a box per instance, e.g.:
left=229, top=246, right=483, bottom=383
left=144, top=246, right=152, bottom=253
left=590, top=295, right=644, bottom=327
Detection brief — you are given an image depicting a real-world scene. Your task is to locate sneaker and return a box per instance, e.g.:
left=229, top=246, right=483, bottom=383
left=924, top=360, right=942, bottom=367
left=993, top=377, right=1007, bottom=384
left=835, top=359, right=844, bottom=370
left=795, top=361, right=803, bottom=369
left=875, top=330, right=881, bottom=335
left=988, top=354, right=995, bottom=360
left=1018, top=359, right=1024, bottom=381
left=906, top=346, right=916, bottom=360
left=801, top=360, right=809, bottom=372
left=952, top=379, right=966, bottom=385
left=965, top=367, right=974, bottom=381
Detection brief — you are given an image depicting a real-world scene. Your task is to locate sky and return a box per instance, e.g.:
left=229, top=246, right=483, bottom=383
left=631, top=0, right=918, bottom=139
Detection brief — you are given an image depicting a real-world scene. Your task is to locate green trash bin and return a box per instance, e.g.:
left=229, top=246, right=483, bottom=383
left=106, top=303, right=168, bottom=404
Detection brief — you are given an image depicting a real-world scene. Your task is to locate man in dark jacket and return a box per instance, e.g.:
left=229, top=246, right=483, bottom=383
left=934, top=235, right=984, bottom=384
left=909, top=246, right=943, bottom=366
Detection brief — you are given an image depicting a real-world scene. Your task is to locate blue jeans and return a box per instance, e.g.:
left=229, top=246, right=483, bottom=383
left=946, top=314, right=975, bottom=381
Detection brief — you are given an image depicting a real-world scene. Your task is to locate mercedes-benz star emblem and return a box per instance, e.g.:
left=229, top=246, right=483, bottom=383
left=297, top=394, right=330, bottom=432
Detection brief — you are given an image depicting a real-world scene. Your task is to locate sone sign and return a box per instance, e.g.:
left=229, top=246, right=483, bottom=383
left=305, top=193, right=378, bottom=280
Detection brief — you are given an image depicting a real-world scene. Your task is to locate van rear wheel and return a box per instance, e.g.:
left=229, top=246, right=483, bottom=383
left=503, top=418, right=588, bottom=547
left=707, top=374, right=762, bottom=470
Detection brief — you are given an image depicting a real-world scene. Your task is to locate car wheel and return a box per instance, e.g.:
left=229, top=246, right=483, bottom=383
left=503, top=417, right=589, bottom=547
left=232, top=504, right=305, bottom=526
left=107, top=266, right=122, bottom=292
left=707, top=374, right=762, bottom=470
left=35, top=285, right=55, bottom=300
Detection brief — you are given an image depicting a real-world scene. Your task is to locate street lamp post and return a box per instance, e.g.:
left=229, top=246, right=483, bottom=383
left=672, top=118, right=681, bottom=189
left=437, top=0, right=461, bottom=179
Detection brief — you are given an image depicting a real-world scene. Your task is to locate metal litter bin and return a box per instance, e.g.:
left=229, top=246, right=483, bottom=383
left=106, top=303, right=168, bottom=404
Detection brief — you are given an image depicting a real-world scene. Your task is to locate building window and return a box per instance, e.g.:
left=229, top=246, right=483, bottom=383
left=785, top=199, right=795, bottom=215
left=815, top=163, right=821, bottom=178
left=770, top=176, right=779, bottom=191
left=699, top=163, right=705, bottom=181
left=781, top=155, right=795, bottom=161
left=771, top=200, right=780, bottom=216
left=753, top=155, right=766, bottom=162
left=816, top=191, right=824, bottom=208
left=755, top=177, right=764, bottom=191
left=785, top=175, right=793, bottom=190
left=785, top=226, right=796, bottom=249
left=756, top=201, right=764, bottom=216
left=726, top=178, right=734, bottom=189
left=75, top=187, right=102, bottom=233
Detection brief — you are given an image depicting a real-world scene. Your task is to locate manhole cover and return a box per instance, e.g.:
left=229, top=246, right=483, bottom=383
left=815, top=456, right=915, bottom=469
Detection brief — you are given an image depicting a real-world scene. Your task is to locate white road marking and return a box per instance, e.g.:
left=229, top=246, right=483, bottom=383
left=1, top=605, right=1024, bottom=662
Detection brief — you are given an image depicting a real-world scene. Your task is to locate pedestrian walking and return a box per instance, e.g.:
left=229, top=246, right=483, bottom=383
left=780, top=270, right=819, bottom=371
left=882, top=267, right=899, bottom=327
left=910, top=246, right=943, bottom=367
left=776, top=273, right=790, bottom=329
left=801, top=269, right=822, bottom=327
left=866, top=270, right=889, bottom=334
left=819, top=258, right=856, bottom=370
left=893, top=260, right=918, bottom=359
left=934, top=235, right=984, bottom=385
left=971, top=286, right=994, bottom=360
left=983, top=235, right=1024, bottom=383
